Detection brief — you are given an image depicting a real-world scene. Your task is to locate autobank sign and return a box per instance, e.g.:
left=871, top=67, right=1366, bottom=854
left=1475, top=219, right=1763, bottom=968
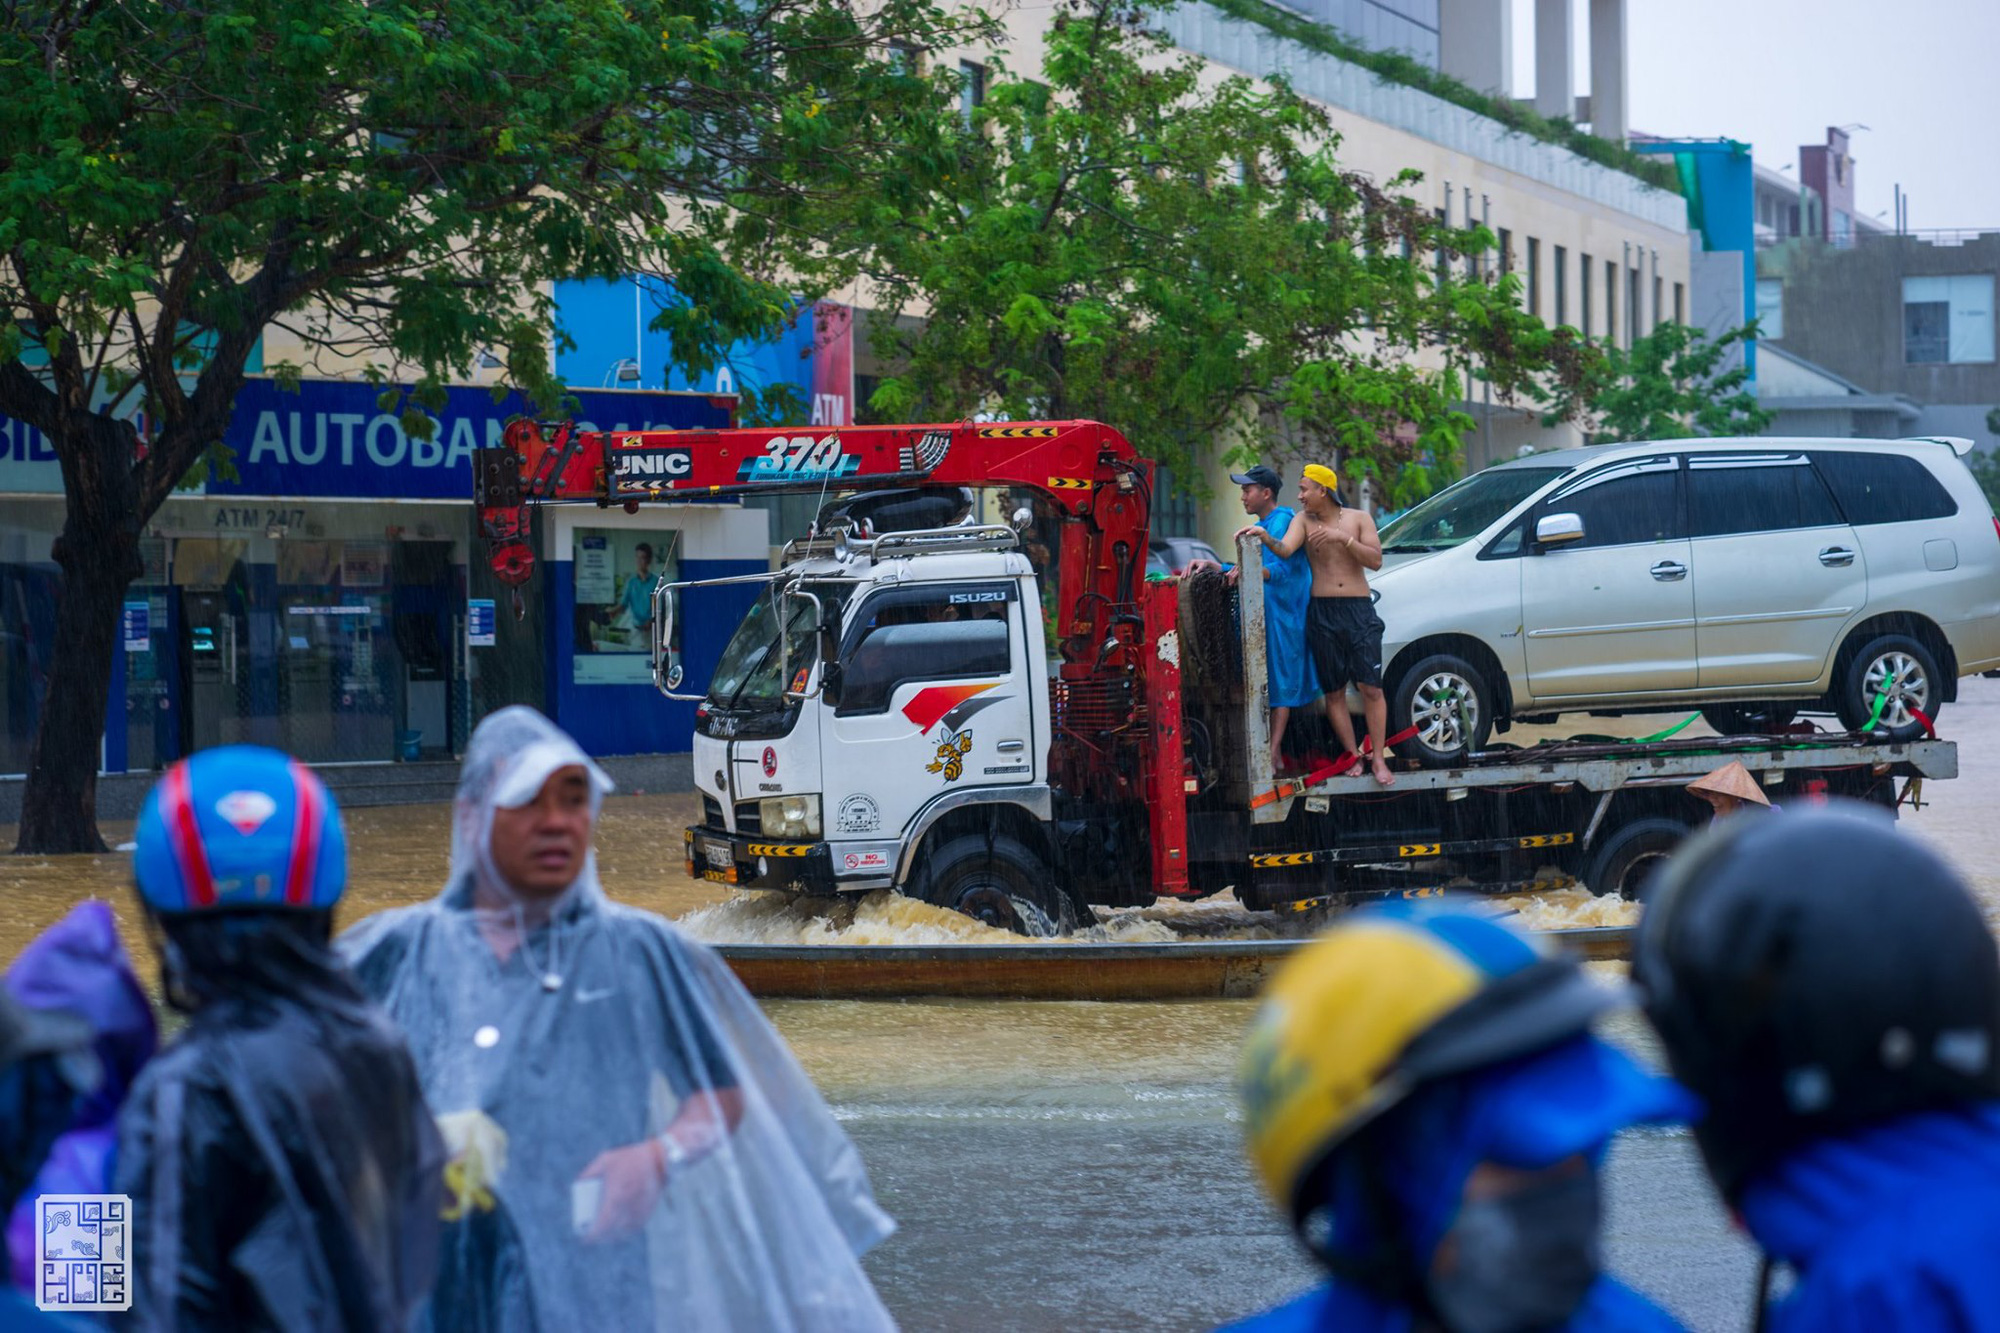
left=212, top=378, right=730, bottom=499
left=0, top=377, right=731, bottom=499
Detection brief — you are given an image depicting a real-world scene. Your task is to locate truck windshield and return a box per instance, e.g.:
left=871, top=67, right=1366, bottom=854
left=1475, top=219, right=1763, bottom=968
left=1379, top=465, right=1570, bottom=552
left=708, top=582, right=847, bottom=712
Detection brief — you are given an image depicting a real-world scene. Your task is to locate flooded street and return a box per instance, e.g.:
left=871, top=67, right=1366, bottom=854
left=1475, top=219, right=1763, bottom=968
left=2, top=678, right=1997, bottom=1327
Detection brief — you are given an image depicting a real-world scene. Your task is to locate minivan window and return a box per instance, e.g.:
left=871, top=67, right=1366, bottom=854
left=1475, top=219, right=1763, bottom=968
left=1689, top=456, right=1844, bottom=537
left=1379, top=465, right=1568, bottom=552
left=1542, top=460, right=1682, bottom=549
left=1812, top=452, right=1959, bottom=525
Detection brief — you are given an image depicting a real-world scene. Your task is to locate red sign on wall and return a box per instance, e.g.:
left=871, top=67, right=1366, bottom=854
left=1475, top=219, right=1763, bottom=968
left=809, top=303, right=854, bottom=428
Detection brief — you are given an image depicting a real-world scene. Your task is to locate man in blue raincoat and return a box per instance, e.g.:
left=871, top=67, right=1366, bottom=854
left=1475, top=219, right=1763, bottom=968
left=1638, top=804, right=2000, bottom=1331
left=1187, top=465, right=1317, bottom=770
left=1230, top=903, right=1689, bottom=1332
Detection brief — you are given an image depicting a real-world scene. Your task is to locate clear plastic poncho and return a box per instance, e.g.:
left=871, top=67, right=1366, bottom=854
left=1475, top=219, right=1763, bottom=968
left=339, top=707, right=895, bottom=1332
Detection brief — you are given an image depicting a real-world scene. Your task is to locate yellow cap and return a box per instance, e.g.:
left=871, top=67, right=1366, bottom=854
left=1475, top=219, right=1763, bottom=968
left=1301, top=463, right=1339, bottom=493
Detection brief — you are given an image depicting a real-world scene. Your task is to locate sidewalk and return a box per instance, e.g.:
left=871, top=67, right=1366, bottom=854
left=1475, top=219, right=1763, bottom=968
left=0, top=752, right=696, bottom=824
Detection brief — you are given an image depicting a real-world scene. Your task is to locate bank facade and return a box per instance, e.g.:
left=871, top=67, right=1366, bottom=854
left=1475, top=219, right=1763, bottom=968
left=0, top=378, right=763, bottom=776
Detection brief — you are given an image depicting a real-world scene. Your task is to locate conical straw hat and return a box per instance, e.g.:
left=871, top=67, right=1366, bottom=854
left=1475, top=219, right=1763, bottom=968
left=1686, top=760, right=1770, bottom=806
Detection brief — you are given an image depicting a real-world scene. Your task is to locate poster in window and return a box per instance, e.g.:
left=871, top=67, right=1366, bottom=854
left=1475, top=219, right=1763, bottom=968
left=342, top=539, right=388, bottom=588
left=572, top=528, right=679, bottom=685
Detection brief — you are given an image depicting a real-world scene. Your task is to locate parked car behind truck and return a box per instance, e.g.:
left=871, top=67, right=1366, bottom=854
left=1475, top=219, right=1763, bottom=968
left=1370, top=437, right=2000, bottom=765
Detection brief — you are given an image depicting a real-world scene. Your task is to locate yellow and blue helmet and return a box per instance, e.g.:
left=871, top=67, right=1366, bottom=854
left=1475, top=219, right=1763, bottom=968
left=1239, top=902, right=1619, bottom=1221
left=134, top=746, right=346, bottom=914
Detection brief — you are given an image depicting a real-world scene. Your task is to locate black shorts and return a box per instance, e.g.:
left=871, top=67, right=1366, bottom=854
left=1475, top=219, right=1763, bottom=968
left=1307, top=596, right=1385, bottom=691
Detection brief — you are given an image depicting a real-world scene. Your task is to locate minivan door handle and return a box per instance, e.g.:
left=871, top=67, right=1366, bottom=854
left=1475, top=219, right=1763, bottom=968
left=1650, top=561, right=1688, bottom=582
left=1819, top=546, right=1856, bottom=567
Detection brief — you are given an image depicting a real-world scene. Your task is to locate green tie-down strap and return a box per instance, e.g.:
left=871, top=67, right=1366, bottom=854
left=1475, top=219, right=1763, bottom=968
left=1634, top=712, right=1701, bottom=744
left=1864, top=670, right=1899, bottom=731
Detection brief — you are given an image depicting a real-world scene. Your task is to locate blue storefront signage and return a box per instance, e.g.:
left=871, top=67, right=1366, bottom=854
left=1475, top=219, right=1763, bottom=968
left=209, top=378, right=732, bottom=499
left=0, top=377, right=730, bottom=498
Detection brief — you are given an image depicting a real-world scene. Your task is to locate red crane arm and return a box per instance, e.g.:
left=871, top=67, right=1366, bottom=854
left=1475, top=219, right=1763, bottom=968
left=474, top=418, right=1154, bottom=584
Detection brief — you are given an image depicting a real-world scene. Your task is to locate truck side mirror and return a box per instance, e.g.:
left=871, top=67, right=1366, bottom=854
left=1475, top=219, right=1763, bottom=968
left=818, top=625, right=842, bottom=705
left=1535, top=512, right=1586, bottom=548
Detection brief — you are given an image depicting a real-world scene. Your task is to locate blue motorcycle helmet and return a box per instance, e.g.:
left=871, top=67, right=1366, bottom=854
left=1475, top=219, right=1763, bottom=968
left=134, top=746, right=346, bottom=914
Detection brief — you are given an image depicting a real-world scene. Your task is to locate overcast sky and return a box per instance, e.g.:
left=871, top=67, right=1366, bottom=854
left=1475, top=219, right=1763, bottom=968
left=1508, top=0, right=2000, bottom=231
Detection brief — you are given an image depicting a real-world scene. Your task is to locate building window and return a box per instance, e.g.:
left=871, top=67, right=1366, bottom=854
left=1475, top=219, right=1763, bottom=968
left=1756, top=278, right=1785, bottom=340
left=888, top=40, right=922, bottom=75
left=1653, top=275, right=1663, bottom=332
left=1435, top=208, right=1449, bottom=288
left=1579, top=253, right=1592, bottom=338
left=1628, top=267, right=1641, bottom=344
left=1904, top=275, right=1995, bottom=364
left=1526, top=238, right=1541, bottom=318
left=1606, top=259, right=1618, bottom=346
left=1497, top=227, right=1511, bottom=277
left=1554, top=245, right=1568, bottom=326
left=1674, top=282, right=1685, bottom=325
left=958, top=60, right=985, bottom=128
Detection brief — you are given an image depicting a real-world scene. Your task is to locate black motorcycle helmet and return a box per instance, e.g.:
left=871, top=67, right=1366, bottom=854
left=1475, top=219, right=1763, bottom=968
left=1635, top=801, right=2000, bottom=1202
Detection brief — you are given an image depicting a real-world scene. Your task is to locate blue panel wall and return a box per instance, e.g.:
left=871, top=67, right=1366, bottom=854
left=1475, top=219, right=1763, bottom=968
left=1634, top=138, right=1758, bottom=378
left=546, top=555, right=765, bottom=756
left=554, top=277, right=816, bottom=406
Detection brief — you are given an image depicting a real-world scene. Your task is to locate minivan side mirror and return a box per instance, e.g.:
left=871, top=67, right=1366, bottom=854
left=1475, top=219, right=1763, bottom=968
left=1535, top=512, right=1586, bottom=548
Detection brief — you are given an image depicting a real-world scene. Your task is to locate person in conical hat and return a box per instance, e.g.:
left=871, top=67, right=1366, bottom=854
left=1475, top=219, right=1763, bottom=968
left=1687, top=760, right=1771, bottom=819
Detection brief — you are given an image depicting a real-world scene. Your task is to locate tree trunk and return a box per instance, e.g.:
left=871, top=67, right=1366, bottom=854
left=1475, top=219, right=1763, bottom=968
left=13, top=454, right=143, bottom=855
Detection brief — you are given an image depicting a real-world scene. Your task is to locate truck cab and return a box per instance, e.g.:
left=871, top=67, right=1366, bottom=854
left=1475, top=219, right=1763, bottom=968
left=672, top=517, right=1063, bottom=929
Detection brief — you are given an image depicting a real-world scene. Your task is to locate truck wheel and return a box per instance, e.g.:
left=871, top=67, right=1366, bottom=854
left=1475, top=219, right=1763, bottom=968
left=1583, top=817, right=1691, bottom=901
left=1835, top=633, right=1942, bottom=740
left=915, top=833, right=1077, bottom=937
left=1391, top=653, right=1494, bottom=768
left=1699, top=703, right=1798, bottom=736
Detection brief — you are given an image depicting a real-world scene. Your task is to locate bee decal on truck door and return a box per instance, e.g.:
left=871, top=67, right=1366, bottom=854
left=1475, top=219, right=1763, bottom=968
left=926, top=729, right=975, bottom=782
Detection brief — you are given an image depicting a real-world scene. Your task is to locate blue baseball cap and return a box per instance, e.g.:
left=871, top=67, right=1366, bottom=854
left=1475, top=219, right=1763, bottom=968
left=134, top=746, right=346, bottom=913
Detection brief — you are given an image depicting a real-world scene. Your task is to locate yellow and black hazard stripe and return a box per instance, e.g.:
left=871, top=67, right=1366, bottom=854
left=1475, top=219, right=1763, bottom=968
left=745, top=842, right=815, bottom=858
left=1045, top=476, right=1092, bottom=490
left=1250, top=852, right=1317, bottom=868
left=980, top=425, right=1059, bottom=438
left=1250, top=830, right=1576, bottom=871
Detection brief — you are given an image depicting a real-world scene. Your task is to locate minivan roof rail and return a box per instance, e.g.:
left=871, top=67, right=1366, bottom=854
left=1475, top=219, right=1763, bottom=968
left=1897, top=435, right=1976, bottom=457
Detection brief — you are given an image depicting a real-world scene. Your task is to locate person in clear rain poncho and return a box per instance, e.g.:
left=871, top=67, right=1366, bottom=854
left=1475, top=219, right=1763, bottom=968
left=340, top=707, right=896, bottom=1332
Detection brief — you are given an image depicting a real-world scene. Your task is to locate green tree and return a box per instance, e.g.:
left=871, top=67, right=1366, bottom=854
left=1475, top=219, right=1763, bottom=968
left=861, top=0, right=1585, bottom=510
left=1545, top=320, right=1771, bottom=443
left=0, top=0, right=982, bottom=852
left=1967, top=443, right=2000, bottom=513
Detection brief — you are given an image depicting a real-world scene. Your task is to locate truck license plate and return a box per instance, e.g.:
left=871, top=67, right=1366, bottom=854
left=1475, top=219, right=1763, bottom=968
left=702, top=841, right=734, bottom=870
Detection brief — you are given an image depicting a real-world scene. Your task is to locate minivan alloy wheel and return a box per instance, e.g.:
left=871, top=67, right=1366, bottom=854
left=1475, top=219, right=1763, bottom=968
left=1860, top=650, right=1930, bottom=729
left=1412, top=669, right=1479, bottom=751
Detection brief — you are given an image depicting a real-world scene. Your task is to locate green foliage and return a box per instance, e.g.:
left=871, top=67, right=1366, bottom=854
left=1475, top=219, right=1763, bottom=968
left=1543, top=321, right=1771, bottom=443
left=0, top=0, right=983, bottom=512
left=1203, top=0, right=1680, bottom=194
left=1967, top=444, right=2000, bottom=514
left=865, top=1, right=1588, bottom=506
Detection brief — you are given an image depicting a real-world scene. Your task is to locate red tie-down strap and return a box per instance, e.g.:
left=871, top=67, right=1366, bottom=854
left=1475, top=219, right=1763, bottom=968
left=1908, top=706, right=1939, bottom=740
left=1250, top=724, right=1423, bottom=808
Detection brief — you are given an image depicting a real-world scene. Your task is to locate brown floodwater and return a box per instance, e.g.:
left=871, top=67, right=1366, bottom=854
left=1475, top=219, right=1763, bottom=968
left=6, top=675, right=1998, bottom=974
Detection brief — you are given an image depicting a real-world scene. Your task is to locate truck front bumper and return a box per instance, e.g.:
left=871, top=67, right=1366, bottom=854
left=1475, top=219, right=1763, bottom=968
left=684, top=827, right=837, bottom=894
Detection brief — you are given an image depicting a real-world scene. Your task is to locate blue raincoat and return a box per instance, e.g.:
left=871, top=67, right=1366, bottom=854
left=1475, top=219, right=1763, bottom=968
left=1253, top=507, right=1316, bottom=710
left=1223, top=1035, right=1688, bottom=1333
left=1737, top=1103, right=2000, bottom=1332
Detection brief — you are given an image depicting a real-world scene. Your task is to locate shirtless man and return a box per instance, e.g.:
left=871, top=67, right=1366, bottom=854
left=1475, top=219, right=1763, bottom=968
left=1237, top=463, right=1393, bottom=785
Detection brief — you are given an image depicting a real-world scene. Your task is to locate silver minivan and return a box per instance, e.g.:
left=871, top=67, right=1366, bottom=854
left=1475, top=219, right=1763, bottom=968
left=1369, top=437, right=2000, bottom=766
